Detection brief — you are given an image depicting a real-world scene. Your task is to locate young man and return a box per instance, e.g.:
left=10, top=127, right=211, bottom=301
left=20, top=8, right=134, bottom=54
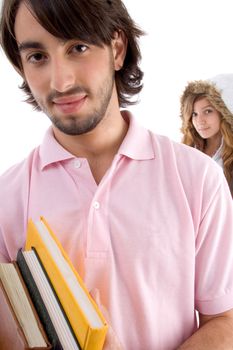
left=1, top=1, right=233, bottom=349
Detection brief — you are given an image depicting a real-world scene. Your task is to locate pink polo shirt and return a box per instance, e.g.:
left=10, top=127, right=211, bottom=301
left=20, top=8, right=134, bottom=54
left=1, top=111, right=233, bottom=349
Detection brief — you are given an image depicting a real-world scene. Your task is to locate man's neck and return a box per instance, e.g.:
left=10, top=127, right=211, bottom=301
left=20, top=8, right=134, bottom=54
left=52, top=110, right=129, bottom=184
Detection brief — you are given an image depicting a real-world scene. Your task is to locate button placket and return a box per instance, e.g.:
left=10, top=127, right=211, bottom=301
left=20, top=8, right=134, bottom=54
left=86, top=155, right=121, bottom=257
left=74, top=159, right=82, bottom=169
left=93, top=201, right=100, bottom=209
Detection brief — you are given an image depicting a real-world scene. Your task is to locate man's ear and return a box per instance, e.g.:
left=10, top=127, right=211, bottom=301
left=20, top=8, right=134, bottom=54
left=111, top=30, right=128, bottom=71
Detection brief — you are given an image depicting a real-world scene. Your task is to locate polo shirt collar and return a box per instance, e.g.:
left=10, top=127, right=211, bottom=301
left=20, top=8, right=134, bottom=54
left=40, top=127, right=74, bottom=169
left=40, top=111, right=155, bottom=169
left=118, top=110, right=155, bottom=160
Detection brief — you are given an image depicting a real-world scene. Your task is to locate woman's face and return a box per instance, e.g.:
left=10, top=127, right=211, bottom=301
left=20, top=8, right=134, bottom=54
left=191, top=97, right=221, bottom=139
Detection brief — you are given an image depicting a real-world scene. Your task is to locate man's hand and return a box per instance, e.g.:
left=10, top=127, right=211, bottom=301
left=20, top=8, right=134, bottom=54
left=90, top=288, right=124, bottom=350
left=103, top=323, right=123, bottom=350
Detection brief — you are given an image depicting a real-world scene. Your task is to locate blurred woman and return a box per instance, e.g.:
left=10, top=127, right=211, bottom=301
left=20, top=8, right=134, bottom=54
left=180, top=74, right=233, bottom=196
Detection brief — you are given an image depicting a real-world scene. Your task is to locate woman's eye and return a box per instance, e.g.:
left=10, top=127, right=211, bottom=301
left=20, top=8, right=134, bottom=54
left=205, top=109, right=212, bottom=114
left=191, top=112, right=197, bottom=118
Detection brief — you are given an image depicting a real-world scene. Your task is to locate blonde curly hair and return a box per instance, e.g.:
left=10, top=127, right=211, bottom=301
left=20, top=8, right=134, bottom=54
left=180, top=77, right=233, bottom=196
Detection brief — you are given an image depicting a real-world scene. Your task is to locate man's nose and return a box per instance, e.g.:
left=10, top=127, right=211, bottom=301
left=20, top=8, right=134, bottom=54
left=50, top=59, right=76, bottom=93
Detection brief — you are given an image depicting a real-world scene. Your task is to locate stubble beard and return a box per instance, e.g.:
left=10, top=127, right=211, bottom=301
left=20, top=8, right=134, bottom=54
left=37, top=71, right=115, bottom=136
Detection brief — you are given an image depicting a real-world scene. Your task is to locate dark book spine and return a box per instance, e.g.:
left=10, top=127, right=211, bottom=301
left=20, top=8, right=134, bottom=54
left=31, top=248, right=81, bottom=350
left=17, top=249, right=63, bottom=350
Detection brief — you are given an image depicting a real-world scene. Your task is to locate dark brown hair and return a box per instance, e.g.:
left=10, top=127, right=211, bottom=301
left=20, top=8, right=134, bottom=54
left=0, top=0, right=144, bottom=108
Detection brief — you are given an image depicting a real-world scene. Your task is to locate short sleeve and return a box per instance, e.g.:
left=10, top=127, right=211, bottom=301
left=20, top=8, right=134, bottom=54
left=195, top=174, right=233, bottom=315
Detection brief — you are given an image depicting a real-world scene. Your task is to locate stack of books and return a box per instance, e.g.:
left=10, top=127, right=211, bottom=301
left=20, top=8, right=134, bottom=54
left=0, top=217, right=108, bottom=350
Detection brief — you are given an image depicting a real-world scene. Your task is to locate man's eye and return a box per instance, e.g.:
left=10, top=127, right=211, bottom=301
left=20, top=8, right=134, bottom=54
left=71, top=44, right=88, bottom=53
left=27, top=53, right=45, bottom=63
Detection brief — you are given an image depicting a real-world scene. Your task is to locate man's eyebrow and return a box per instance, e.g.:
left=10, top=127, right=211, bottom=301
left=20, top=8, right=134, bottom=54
left=18, top=41, right=45, bottom=52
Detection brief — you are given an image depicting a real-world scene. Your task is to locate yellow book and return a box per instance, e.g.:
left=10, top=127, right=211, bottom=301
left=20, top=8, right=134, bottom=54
left=25, top=217, right=108, bottom=350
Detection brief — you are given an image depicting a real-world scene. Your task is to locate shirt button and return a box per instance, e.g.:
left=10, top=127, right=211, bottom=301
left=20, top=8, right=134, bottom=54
left=93, top=201, right=100, bottom=209
left=74, top=160, right=81, bottom=168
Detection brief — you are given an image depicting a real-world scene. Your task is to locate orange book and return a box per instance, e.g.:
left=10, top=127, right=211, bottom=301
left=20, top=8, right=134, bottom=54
left=25, top=217, right=108, bottom=350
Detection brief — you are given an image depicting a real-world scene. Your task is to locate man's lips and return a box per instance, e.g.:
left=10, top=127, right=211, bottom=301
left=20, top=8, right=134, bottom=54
left=52, top=95, right=86, bottom=114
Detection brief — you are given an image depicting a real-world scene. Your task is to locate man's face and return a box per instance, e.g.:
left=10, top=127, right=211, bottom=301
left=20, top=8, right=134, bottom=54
left=14, top=2, right=122, bottom=136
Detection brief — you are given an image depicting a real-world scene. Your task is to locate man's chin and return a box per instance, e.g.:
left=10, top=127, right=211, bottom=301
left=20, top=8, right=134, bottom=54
left=50, top=116, right=102, bottom=136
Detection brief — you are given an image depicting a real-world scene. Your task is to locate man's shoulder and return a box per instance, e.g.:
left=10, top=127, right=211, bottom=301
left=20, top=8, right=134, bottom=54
left=150, top=132, right=224, bottom=184
left=150, top=132, right=211, bottom=161
left=0, top=147, right=39, bottom=195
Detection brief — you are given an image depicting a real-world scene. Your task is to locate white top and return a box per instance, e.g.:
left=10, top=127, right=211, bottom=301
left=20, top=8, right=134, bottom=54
left=212, top=138, right=223, bottom=168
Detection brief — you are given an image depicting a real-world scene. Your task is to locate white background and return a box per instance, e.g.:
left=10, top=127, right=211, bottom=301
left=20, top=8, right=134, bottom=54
left=1, top=0, right=233, bottom=174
